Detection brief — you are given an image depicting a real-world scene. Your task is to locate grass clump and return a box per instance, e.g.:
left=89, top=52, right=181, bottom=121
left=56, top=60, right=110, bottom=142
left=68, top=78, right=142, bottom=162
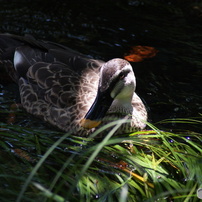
left=0, top=118, right=202, bottom=202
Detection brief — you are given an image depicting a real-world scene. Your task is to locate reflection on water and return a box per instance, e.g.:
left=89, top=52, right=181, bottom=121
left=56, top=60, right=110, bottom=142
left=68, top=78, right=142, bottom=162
left=0, top=0, right=202, bottom=131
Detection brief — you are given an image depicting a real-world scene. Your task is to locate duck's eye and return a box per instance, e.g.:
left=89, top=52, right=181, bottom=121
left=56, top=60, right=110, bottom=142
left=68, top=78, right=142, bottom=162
left=119, top=71, right=128, bottom=80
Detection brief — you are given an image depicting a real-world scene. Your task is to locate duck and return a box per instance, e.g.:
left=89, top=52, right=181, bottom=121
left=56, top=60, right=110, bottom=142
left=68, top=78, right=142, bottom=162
left=0, top=33, right=147, bottom=136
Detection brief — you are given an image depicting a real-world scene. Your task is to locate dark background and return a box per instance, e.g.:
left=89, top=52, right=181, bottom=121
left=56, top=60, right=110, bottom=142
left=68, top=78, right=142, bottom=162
left=0, top=0, right=202, bottom=131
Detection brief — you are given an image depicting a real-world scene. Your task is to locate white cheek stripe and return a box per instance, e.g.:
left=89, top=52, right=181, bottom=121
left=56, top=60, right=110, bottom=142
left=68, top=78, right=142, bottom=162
left=110, top=81, right=123, bottom=98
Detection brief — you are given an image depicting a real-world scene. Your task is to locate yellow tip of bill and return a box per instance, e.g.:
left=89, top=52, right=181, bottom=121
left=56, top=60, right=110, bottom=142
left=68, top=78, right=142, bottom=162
left=80, top=119, right=101, bottom=129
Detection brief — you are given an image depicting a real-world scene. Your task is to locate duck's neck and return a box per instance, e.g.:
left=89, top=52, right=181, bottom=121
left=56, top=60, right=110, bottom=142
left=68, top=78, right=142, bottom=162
left=109, top=99, right=133, bottom=115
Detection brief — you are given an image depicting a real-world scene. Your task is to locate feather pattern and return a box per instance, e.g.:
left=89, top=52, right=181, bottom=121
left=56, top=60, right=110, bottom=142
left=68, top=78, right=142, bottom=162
left=0, top=34, right=147, bottom=136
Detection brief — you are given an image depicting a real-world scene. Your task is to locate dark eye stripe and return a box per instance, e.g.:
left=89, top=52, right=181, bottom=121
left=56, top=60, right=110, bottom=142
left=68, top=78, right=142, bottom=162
left=108, top=69, right=130, bottom=91
left=119, top=69, right=130, bottom=79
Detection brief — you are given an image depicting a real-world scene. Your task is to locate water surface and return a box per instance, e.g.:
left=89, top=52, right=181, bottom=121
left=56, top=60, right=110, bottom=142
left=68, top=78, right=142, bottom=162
left=0, top=0, right=202, bottom=131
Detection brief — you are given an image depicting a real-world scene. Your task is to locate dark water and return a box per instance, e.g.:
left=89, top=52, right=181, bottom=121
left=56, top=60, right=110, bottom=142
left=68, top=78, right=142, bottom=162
left=0, top=0, right=202, bottom=131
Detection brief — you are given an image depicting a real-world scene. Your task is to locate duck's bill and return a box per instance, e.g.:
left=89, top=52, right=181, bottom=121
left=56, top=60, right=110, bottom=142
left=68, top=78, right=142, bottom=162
left=81, top=90, right=113, bottom=129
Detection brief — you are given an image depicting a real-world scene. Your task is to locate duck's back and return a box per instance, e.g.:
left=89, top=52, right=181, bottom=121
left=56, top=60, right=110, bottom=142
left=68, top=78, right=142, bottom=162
left=0, top=34, right=104, bottom=134
left=0, top=34, right=104, bottom=79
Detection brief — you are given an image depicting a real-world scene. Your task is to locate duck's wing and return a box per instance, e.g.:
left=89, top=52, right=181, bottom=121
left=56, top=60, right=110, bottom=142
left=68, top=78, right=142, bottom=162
left=0, top=34, right=102, bottom=131
left=20, top=61, right=81, bottom=110
left=19, top=60, right=99, bottom=131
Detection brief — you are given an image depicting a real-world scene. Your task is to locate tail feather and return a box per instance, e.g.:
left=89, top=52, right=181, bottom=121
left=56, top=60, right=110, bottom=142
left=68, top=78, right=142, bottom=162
left=0, top=34, right=22, bottom=84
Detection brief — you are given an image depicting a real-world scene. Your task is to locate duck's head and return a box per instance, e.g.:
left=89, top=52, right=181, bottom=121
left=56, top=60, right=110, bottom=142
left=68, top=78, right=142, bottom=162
left=81, top=58, right=136, bottom=129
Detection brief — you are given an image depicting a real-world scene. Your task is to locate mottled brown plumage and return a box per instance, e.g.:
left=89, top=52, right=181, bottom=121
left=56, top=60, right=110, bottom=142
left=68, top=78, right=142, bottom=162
left=0, top=34, right=147, bottom=136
